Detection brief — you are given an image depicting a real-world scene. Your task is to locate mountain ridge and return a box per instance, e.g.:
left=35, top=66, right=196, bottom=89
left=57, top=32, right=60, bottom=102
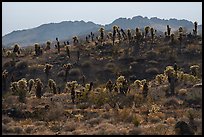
left=2, top=15, right=202, bottom=47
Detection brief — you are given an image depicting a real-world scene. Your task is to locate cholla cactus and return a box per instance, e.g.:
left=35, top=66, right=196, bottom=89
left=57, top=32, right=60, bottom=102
left=134, top=80, right=142, bottom=89
left=142, top=82, right=148, bottom=99
left=10, top=78, right=28, bottom=103
left=28, top=79, right=35, bottom=92
left=171, top=34, right=175, bottom=43
left=155, top=74, right=164, bottom=85
left=13, top=44, right=20, bottom=54
left=167, top=25, right=171, bottom=36
left=2, top=70, right=9, bottom=91
left=91, top=32, right=94, bottom=42
left=112, top=25, right=118, bottom=45
left=45, top=41, right=51, bottom=51
left=190, top=65, right=199, bottom=77
left=65, top=45, right=70, bottom=58
left=120, top=28, right=127, bottom=40
left=66, top=81, right=78, bottom=103
left=44, top=64, right=53, bottom=81
left=48, top=79, right=57, bottom=94
left=127, top=29, right=132, bottom=43
left=150, top=28, right=154, bottom=40
left=34, top=43, right=43, bottom=56
left=116, top=27, right=121, bottom=42
left=106, top=80, right=113, bottom=92
left=73, top=36, right=79, bottom=45
left=164, top=66, right=175, bottom=77
left=63, top=63, right=72, bottom=81
left=35, top=78, right=43, bottom=98
left=99, top=27, right=105, bottom=43
left=193, top=21, right=197, bottom=36
left=56, top=37, right=60, bottom=53
left=144, top=26, right=150, bottom=37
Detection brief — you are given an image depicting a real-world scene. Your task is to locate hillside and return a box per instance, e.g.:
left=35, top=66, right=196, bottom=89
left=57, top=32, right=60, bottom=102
left=2, top=16, right=202, bottom=47
left=2, top=24, right=202, bottom=135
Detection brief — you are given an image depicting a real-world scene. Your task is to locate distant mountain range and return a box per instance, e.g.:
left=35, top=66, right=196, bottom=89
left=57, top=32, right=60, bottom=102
left=2, top=15, right=202, bottom=47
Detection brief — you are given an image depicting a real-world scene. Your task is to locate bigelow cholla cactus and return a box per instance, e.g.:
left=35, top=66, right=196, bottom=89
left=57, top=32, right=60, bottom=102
left=112, top=25, right=118, bottom=45
left=90, top=32, right=94, bottom=42
left=167, top=25, right=171, bottom=36
left=135, top=27, right=142, bottom=42
left=150, top=28, right=155, bottom=40
left=142, top=82, right=148, bottom=99
left=63, top=63, right=72, bottom=81
left=190, top=65, right=199, bottom=77
left=106, top=80, right=113, bottom=92
left=48, top=79, right=57, bottom=94
left=193, top=21, right=198, bottom=36
left=144, top=26, right=150, bottom=38
left=65, top=45, right=70, bottom=58
left=66, top=81, right=78, bottom=103
left=10, top=78, right=28, bottom=103
left=98, top=27, right=105, bottom=43
left=127, top=29, right=132, bottom=43
left=44, top=64, right=53, bottom=81
left=13, top=44, right=20, bottom=54
left=28, top=79, right=35, bottom=92
left=56, top=37, right=60, bottom=53
left=45, top=41, right=51, bottom=51
left=34, top=43, right=43, bottom=56
left=116, top=76, right=128, bottom=95
left=116, top=27, right=121, bottom=42
left=35, top=78, right=43, bottom=98
left=120, top=28, right=127, bottom=40
left=2, top=70, right=9, bottom=91
left=73, top=36, right=79, bottom=45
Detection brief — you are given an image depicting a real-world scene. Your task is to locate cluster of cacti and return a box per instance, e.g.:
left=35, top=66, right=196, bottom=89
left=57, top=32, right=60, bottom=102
left=34, top=43, right=43, bottom=56
left=2, top=70, right=9, bottom=91
left=48, top=79, right=57, bottom=94
left=34, top=78, right=43, bottom=98
left=63, top=63, right=72, bottom=81
left=13, top=44, right=21, bottom=54
left=45, top=41, right=51, bottom=51
left=44, top=63, right=53, bottom=81
left=10, top=78, right=28, bottom=103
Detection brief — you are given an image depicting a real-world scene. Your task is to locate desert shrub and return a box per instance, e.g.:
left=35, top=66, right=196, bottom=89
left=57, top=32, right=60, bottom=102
left=105, top=62, right=116, bottom=72
left=57, top=70, right=65, bottom=77
left=145, top=50, right=159, bottom=59
left=15, top=61, right=28, bottom=70
left=81, top=60, right=92, bottom=68
left=69, top=68, right=81, bottom=77
left=145, top=67, right=159, bottom=76
left=164, top=97, right=182, bottom=108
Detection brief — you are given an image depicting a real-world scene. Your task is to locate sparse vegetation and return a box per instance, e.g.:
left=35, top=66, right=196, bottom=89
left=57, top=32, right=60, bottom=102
left=2, top=20, right=202, bottom=135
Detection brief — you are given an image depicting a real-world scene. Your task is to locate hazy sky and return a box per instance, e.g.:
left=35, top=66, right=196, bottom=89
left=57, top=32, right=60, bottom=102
left=2, top=2, right=202, bottom=36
